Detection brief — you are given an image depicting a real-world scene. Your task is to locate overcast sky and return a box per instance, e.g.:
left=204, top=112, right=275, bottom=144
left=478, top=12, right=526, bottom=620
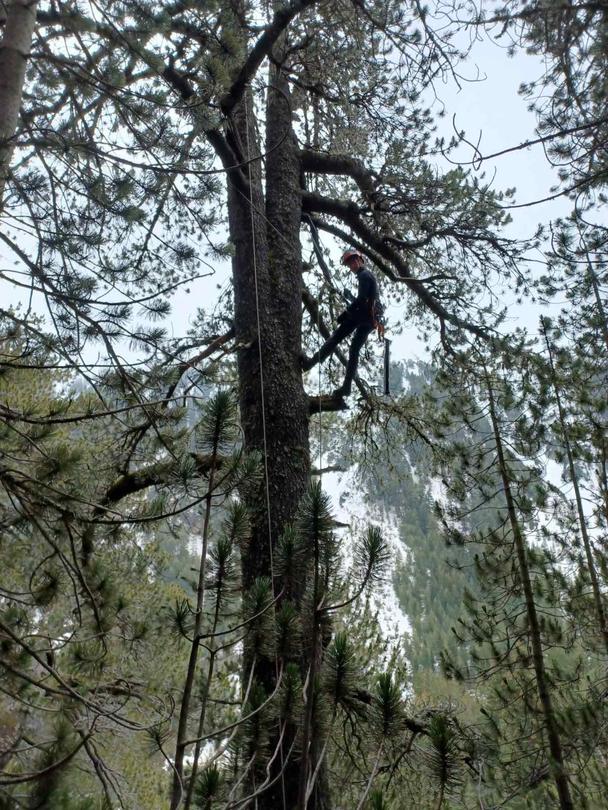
left=2, top=30, right=572, bottom=376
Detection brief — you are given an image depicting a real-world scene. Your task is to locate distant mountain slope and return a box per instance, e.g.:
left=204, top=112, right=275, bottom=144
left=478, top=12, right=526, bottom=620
left=321, top=361, right=479, bottom=684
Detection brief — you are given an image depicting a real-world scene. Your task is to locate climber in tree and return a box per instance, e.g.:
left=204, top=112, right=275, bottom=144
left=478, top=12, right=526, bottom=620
left=302, top=249, right=380, bottom=398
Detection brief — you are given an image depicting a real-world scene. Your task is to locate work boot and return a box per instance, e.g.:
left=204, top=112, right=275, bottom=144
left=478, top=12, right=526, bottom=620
left=332, top=385, right=350, bottom=399
left=300, top=352, right=313, bottom=371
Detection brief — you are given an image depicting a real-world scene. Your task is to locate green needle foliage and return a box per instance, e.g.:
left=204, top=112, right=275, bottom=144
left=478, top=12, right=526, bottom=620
left=422, top=714, right=463, bottom=808
left=353, top=526, right=391, bottom=588
left=323, top=632, right=358, bottom=712
left=371, top=673, right=403, bottom=742
left=194, top=765, right=222, bottom=810
left=196, top=390, right=239, bottom=456
left=3, top=0, right=608, bottom=804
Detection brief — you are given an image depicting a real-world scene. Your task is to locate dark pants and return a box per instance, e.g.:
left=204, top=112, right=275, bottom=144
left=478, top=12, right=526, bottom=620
left=307, top=319, right=373, bottom=395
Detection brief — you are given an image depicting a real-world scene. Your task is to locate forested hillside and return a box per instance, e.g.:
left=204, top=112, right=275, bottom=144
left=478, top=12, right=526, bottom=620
left=319, top=361, right=480, bottom=678
left=2, top=0, right=608, bottom=808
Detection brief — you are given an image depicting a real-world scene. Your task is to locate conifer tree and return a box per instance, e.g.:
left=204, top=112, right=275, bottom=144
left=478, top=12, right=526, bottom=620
left=539, top=315, right=608, bottom=656
left=1, top=2, right=548, bottom=806
left=171, top=391, right=256, bottom=808
left=429, top=349, right=573, bottom=807
left=482, top=361, right=573, bottom=810
left=0, top=322, right=201, bottom=806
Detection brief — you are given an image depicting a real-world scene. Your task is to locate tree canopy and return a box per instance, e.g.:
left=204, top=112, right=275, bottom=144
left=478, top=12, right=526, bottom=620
left=1, top=0, right=608, bottom=808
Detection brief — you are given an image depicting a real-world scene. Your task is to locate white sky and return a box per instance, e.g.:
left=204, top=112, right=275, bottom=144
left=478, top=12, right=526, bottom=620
left=383, top=35, right=572, bottom=360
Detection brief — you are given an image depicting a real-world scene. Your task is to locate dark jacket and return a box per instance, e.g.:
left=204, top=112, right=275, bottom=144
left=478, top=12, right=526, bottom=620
left=344, top=267, right=378, bottom=325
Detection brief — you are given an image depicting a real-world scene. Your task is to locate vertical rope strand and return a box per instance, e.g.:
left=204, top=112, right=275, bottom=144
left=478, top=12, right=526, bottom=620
left=244, top=89, right=274, bottom=579
left=244, top=89, right=289, bottom=809
left=317, top=276, right=323, bottom=479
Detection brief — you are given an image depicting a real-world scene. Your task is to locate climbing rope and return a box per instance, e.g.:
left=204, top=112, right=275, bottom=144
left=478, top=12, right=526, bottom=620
left=243, top=94, right=274, bottom=579
left=243, top=91, right=290, bottom=810
left=315, top=252, right=323, bottom=479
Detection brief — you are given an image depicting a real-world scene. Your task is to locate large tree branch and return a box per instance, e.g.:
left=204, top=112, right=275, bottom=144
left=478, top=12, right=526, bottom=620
left=219, top=0, right=318, bottom=116
left=71, top=329, right=236, bottom=492
left=302, top=152, right=510, bottom=269
left=101, top=453, right=223, bottom=508
left=166, top=328, right=235, bottom=399
left=308, top=394, right=349, bottom=414
left=301, top=148, right=396, bottom=234
left=301, top=148, right=379, bottom=200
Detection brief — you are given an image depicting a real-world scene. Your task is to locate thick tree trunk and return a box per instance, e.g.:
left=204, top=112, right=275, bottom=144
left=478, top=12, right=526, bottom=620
left=220, top=1, right=318, bottom=803
left=227, top=70, right=312, bottom=804
left=228, top=82, right=310, bottom=580
left=265, top=53, right=316, bottom=810
left=228, top=90, right=273, bottom=586
left=0, top=0, right=37, bottom=210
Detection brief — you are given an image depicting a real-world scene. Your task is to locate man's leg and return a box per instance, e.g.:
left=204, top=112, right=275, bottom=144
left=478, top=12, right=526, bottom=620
left=335, top=324, right=373, bottom=396
left=302, top=320, right=355, bottom=371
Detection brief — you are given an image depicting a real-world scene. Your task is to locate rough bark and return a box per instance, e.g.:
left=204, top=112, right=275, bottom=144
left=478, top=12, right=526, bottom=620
left=224, top=45, right=314, bottom=808
left=0, top=0, right=38, bottom=210
left=152, top=1, right=312, bottom=803
left=162, top=4, right=311, bottom=605
left=215, top=0, right=324, bottom=796
left=227, top=45, right=310, bottom=586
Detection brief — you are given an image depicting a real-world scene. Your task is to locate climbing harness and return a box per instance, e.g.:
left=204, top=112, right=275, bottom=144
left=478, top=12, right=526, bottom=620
left=370, top=298, right=386, bottom=342
left=305, top=215, right=390, bottom=397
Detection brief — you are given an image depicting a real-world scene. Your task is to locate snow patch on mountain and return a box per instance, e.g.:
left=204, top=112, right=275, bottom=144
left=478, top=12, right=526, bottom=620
left=321, top=466, right=412, bottom=644
left=428, top=474, right=447, bottom=506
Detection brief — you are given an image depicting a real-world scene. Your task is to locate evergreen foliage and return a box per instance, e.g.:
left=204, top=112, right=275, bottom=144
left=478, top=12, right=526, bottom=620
left=2, top=0, right=608, bottom=806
